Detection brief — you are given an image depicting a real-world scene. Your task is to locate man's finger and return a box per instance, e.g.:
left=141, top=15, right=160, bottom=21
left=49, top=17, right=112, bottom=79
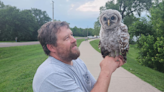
left=118, top=58, right=124, bottom=67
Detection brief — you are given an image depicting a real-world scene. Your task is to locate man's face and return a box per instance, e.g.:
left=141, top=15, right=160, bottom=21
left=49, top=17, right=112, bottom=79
left=55, top=26, right=80, bottom=62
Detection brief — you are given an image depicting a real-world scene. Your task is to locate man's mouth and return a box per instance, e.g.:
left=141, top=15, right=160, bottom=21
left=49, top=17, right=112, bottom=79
left=71, top=44, right=77, bottom=49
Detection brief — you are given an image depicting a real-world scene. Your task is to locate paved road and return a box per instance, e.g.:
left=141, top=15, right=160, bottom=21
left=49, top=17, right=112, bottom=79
left=0, top=37, right=87, bottom=47
left=0, top=41, right=40, bottom=47
left=79, top=39, right=161, bottom=92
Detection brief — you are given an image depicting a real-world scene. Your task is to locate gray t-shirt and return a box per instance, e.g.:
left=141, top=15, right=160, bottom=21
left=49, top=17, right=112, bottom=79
left=33, top=56, right=96, bottom=92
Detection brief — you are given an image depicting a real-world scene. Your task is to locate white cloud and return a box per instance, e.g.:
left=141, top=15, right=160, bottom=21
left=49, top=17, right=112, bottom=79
left=67, top=4, right=75, bottom=13
left=70, top=4, right=74, bottom=9
left=76, top=0, right=109, bottom=12
left=66, top=0, right=69, bottom=2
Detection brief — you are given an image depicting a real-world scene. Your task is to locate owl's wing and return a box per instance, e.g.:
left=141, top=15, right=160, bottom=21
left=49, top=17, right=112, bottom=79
left=119, top=23, right=130, bottom=62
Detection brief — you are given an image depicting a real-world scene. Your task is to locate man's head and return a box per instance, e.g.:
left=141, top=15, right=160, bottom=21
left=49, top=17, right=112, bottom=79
left=38, top=21, right=80, bottom=62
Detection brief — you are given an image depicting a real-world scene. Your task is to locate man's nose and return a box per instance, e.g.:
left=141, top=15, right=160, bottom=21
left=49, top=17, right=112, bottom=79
left=71, top=36, right=76, bottom=43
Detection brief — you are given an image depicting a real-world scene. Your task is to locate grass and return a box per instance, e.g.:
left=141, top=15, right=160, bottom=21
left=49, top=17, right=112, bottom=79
left=76, top=39, right=85, bottom=47
left=90, top=39, right=164, bottom=92
left=0, top=39, right=84, bottom=92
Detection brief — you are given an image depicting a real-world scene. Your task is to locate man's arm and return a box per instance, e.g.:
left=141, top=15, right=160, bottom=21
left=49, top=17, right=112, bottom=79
left=91, top=56, right=124, bottom=92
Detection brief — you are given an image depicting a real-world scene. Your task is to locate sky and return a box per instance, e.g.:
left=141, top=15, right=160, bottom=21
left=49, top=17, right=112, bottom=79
left=2, top=0, right=111, bottom=28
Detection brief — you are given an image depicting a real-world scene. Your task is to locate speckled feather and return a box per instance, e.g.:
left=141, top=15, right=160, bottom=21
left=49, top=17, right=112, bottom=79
left=99, top=9, right=130, bottom=62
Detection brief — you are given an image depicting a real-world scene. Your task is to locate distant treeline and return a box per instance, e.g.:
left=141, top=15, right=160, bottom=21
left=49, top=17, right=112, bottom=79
left=0, top=1, right=51, bottom=41
left=0, top=1, right=99, bottom=41
left=71, top=26, right=98, bottom=37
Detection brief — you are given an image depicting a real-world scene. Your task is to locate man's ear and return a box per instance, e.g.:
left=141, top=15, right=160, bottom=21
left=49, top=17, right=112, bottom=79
left=46, top=44, right=57, bottom=53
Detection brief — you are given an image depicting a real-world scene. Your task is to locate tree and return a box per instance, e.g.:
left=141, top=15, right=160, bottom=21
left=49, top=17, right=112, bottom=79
left=128, top=17, right=153, bottom=41
left=0, top=1, right=51, bottom=41
left=100, top=0, right=153, bottom=19
left=0, top=6, right=20, bottom=41
left=16, top=10, right=38, bottom=41
left=0, top=0, right=5, bottom=8
left=27, top=8, right=51, bottom=40
left=123, top=15, right=139, bottom=27
left=93, top=20, right=100, bottom=36
left=0, top=6, right=37, bottom=41
left=29, top=8, right=51, bottom=27
left=136, top=1, right=164, bottom=73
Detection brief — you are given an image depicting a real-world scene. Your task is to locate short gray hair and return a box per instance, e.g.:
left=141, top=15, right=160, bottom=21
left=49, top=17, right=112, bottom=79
left=38, top=21, right=70, bottom=55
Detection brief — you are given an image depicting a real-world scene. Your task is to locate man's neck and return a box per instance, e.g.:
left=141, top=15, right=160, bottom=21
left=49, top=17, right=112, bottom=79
left=50, top=54, right=73, bottom=65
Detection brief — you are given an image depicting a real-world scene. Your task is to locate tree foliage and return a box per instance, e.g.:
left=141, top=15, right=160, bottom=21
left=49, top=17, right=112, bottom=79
left=29, top=8, right=51, bottom=27
left=27, top=8, right=51, bottom=40
left=0, top=0, right=5, bottom=8
left=71, top=26, right=96, bottom=37
left=93, top=20, right=100, bottom=36
left=128, top=17, right=154, bottom=43
left=0, top=6, right=37, bottom=41
left=0, top=1, right=97, bottom=41
left=136, top=1, right=164, bottom=73
left=100, top=0, right=153, bottom=19
left=0, top=1, right=51, bottom=41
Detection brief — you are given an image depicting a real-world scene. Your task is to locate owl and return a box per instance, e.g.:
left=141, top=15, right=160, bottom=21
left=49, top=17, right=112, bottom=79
left=99, top=9, right=130, bottom=62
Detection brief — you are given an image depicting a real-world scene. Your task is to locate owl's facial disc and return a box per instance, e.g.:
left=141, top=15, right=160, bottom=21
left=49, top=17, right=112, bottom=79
left=102, top=14, right=119, bottom=30
left=103, top=17, right=111, bottom=26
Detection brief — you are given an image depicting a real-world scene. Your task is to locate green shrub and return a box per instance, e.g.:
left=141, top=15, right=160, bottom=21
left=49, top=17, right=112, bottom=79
left=137, top=35, right=164, bottom=72
left=136, top=1, right=164, bottom=73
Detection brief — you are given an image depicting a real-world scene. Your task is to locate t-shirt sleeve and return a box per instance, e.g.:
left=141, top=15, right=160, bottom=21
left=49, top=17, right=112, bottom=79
left=39, top=73, right=83, bottom=92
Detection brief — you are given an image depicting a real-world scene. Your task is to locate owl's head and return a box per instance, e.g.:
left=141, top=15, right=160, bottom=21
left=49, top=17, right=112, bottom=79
left=99, top=9, right=122, bottom=30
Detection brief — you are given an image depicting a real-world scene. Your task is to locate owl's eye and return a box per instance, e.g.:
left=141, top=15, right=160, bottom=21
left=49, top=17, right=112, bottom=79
left=103, top=17, right=107, bottom=21
left=111, top=16, right=115, bottom=20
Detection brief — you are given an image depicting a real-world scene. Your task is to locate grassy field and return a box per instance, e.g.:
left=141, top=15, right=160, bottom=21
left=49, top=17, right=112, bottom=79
left=0, top=39, right=84, bottom=92
left=90, top=39, right=164, bottom=92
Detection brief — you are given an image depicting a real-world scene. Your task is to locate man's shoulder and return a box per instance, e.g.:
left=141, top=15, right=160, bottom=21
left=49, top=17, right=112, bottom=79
left=37, top=56, right=67, bottom=74
left=33, top=56, right=70, bottom=89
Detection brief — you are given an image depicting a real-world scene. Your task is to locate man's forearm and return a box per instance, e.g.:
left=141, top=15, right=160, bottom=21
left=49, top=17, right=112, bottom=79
left=90, top=56, right=124, bottom=92
left=91, top=71, right=112, bottom=92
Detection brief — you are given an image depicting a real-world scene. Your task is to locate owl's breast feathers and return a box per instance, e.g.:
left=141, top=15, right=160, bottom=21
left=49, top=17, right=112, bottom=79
left=101, top=26, right=120, bottom=51
left=99, top=23, right=130, bottom=62
left=99, top=26, right=120, bottom=58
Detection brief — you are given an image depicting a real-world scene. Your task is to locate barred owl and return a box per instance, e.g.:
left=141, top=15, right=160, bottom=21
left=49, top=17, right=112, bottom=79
left=99, top=9, right=130, bottom=62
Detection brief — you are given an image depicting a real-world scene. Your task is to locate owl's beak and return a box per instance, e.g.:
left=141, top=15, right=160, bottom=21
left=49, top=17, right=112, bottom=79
left=108, top=19, right=110, bottom=26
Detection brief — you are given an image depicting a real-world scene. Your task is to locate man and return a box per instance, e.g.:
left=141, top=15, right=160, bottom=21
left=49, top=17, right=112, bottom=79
left=33, top=21, right=124, bottom=92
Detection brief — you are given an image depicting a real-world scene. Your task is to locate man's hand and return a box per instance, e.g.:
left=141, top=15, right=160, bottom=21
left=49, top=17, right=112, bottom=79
left=100, top=56, right=124, bottom=75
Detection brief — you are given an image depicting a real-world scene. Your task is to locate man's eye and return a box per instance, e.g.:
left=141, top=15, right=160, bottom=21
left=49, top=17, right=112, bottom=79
left=66, top=36, right=69, bottom=40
